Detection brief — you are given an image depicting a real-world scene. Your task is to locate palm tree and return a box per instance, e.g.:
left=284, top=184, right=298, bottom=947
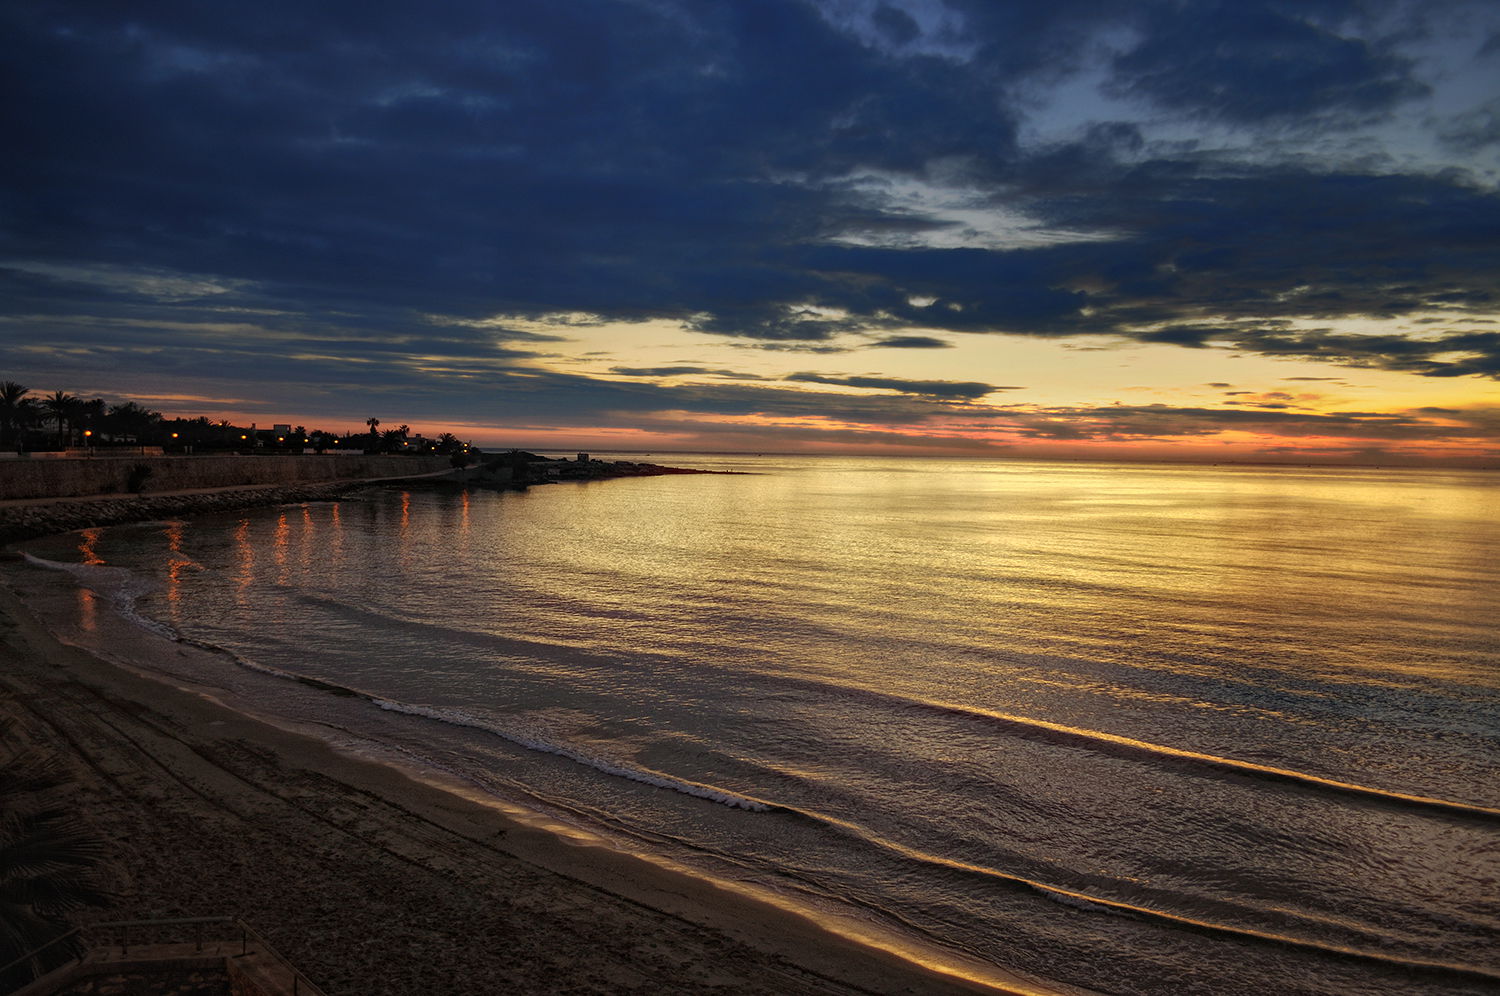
left=12, top=397, right=40, bottom=451
left=0, top=382, right=29, bottom=446
left=0, top=727, right=112, bottom=990
left=106, top=401, right=159, bottom=443
left=365, top=417, right=380, bottom=440
left=78, top=399, right=106, bottom=443
left=42, top=392, right=77, bottom=449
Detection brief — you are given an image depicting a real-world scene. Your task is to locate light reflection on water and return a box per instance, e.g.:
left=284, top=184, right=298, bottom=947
left=76, top=527, right=104, bottom=566
left=19, top=456, right=1500, bottom=996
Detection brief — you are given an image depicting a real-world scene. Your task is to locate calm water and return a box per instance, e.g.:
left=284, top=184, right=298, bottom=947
left=12, top=456, right=1500, bottom=995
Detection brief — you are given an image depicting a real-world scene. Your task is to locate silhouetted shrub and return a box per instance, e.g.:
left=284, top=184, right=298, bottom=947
left=125, top=464, right=153, bottom=493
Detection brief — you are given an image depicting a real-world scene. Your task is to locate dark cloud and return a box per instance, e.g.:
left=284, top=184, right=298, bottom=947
left=609, top=366, right=769, bottom=379
left=1003, top=403, right=1496, bottom=443
left=871, top=4, right=920, bottom=46
left=740, top=342, right=852, bottom=354
left=1107, top=3, right=1428, bottom=124
left=687, top=307, right=863, bottom=342
left=1228, top=328, right=1500, bottom=377
left=1437, top=98, right=1500, bottom=153
left=868, top=335, right=954, bottom=349
left=2, top=0, right=1498, bottom=450
left=784, top=373, right=1012, bottom=399
left=1136, top=326, right=1219, bottom=348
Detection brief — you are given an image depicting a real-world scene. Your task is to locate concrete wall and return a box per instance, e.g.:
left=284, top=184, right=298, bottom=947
left=0, top=454, right=453, bottom=501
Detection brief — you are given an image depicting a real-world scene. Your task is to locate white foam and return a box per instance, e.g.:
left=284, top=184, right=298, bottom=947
left=15, top=565, right=768, bottom=815
left=1031, top=884, right=1126, bottom=916
left=22, top=552, right=181, bottom=642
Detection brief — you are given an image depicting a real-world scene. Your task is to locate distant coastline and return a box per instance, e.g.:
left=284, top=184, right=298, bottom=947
left=0, top=453, right=731, bottom=546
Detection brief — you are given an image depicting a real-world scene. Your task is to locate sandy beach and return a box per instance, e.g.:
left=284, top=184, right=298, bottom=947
left=0, top=557, right=1056, bottom=996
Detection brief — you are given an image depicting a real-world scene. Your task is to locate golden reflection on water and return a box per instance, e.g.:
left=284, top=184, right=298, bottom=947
left=77, top=587, right=95, bottom=632
left=299, top=504, right=315, bottom=572
left=330, top=502, right=345, bottom=567
left=274, top=510, right=289, bottom=585
left=233, top=518, right=253, bottom=607
left=164, top=521, right=186, bottom=615
left=77, top=528, right=104, bottom=565
left=398, top=492, right=414, bottom=571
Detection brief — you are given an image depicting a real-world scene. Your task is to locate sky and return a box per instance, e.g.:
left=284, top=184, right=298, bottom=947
left=3, top=0, right=1498, bottom=465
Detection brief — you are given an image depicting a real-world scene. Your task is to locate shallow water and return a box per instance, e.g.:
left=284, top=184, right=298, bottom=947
left=12, top=456, right=1500, bottom=995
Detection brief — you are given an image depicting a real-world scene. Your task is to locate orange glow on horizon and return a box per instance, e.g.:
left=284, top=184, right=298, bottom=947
left=139, top=396, right=1497, bottom=469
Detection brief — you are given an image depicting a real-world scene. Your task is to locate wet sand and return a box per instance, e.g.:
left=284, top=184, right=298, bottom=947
left=0, top=576, right=1066, bottom=996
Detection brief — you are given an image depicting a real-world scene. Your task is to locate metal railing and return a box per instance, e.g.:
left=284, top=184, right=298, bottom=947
left=1, top=915, right=328, bottom=995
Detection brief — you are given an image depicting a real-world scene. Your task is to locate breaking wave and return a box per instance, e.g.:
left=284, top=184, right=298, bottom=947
left=21, top=552, right=181, bottom=642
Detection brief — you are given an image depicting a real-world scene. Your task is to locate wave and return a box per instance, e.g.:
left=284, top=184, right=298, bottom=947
left=1031, top=886, right=1127, bottom=916
left=282, top=587, right=1499, bottom=820
left=764, top=675, right=1500, bottom=822
left=17, top=556, right=773, bottom=813
left=905, top=696, right=1500, bottom=821
left=21, top=552, right=181, bottom=642
left=280, top=582, right=1500, bottom=821
left=168, top=646, right=775, bottom=813
left=372, top=699, right=773, bottom=812
left=757, top=794, right=1500, bottom=985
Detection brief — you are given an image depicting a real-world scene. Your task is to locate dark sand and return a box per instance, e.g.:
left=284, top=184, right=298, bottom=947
left=0, top=573, right=1073, bottom=996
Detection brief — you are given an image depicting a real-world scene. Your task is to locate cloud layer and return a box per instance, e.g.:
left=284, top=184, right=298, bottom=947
left=2, top=0, right=1497, bottom=460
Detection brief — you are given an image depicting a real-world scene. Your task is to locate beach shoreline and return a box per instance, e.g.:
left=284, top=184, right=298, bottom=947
left=0, top=523, right=1074, bottom=995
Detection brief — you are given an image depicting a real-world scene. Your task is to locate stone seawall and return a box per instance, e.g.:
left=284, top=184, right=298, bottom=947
left=0, top=481, right=388, bottom=547
left=0, top=454, right=452, bottom=501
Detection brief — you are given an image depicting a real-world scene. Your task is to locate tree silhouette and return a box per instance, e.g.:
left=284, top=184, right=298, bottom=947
left=78, top=399, right=106, bottom=441
left=0, top=382, right=29, bottom=447
left=106, top=402, right=160, bottom=443
left=42, top=392, right=77, bottom=449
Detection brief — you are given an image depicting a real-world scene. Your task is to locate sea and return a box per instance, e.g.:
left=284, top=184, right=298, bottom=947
left=7, top=455, right=1499, bottom=996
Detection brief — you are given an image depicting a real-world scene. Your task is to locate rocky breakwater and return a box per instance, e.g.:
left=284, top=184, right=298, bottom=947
left=0, top=481, right=373, bottom=547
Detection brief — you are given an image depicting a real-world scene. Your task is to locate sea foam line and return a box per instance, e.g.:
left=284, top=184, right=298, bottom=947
left=913, top=695, right=1500, bottom=820
left=23, top=552, right=769, bottom=813
left=777, top=674, right=1500, bottom=821
left=291, top=589, right=1498, bottom=818
left=768, top=795, right=1500, bottom=984
left=372, top=698, right=771, bottom=812
left=22, top=552, right=181, bottom=642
